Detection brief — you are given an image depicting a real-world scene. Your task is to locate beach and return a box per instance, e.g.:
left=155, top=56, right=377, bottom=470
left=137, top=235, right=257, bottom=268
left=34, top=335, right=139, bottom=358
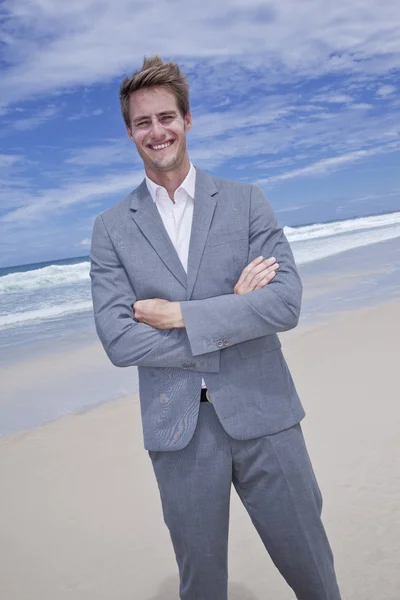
left=2, top=6, right=400, bottom=597
left=1, top=298, right=399, bottom=599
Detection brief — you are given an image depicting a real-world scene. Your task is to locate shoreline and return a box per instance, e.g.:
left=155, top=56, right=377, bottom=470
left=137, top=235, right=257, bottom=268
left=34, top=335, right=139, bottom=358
left=1, top=232, right=400, bottom=437
left=0, top=296, right=398, bottom=438
left=2, top=234, right=400, bottom=361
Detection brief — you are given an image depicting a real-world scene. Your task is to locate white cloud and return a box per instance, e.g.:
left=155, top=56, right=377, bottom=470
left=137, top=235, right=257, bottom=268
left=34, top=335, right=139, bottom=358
left=0, top=153, right=23, bottom=168
left=1, top=0, right=400, bottom=107
left=65, top=139, right=132, bottom=166
left=350, top=103, right=374, bottom=110
left=55, top=85, right=398, bottom=178
left=68, top=108, right=104, bottom=121
left=11, top=105, right=60, bottom=131
left=1, top=170, right=144, bottom=225
left=346, top=190, right=400, bottom=204
left=376, top=84, right=397, bottom=97
left=313, top=93, right=354, bottom=104
left=275, top=205, right=305, bottom=213
left=259, top=142, right=400, bottom=183
left=0, top=1, right=399, bottom=268
left=78, top=238, right=91, bottom=247
left=187, top=92, right=400, bottom=172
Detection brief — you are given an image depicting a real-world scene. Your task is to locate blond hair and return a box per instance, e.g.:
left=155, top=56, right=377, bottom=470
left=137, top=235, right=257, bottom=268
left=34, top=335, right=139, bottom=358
left=120, top=55, right=190, bottom=128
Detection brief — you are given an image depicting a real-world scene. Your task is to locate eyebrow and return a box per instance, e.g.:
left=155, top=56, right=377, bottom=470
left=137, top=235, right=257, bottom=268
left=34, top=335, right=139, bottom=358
left=132, top=110, right=177, bottom=124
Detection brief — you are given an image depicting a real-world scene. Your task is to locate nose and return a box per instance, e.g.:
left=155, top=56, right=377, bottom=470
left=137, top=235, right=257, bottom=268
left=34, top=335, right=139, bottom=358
left=149, top=117, right=164, bottom=139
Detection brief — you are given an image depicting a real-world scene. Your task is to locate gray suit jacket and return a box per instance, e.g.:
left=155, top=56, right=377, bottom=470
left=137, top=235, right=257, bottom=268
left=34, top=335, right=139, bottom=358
left=90, top=169, right=305, bottom=451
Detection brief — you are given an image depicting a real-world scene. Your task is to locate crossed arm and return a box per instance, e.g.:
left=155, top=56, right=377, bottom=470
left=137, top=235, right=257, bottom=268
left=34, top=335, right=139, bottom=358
left=90, top=185, right=301, bottom=368
left=134, top=185, right=302, bottom=356
left=90, top=215, right=220, bottom=370
left=133, top=255, right=279, bottom=329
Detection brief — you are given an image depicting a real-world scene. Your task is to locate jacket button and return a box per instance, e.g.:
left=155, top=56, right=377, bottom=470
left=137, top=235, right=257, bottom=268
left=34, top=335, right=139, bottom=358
left=216, top=340, right=224, bottom=348
left=223, top=339, right=229, bottom=346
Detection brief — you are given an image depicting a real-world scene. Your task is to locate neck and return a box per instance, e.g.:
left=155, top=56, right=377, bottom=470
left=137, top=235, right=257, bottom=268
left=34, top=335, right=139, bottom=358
left=145, top=157, right=191, bottom=201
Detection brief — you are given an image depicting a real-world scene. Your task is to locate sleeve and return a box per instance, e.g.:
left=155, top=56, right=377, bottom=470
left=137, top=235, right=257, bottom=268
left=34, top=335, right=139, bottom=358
left=179, top=184, right=302, bottom=356
left=89, top=214, right=220, bottom=371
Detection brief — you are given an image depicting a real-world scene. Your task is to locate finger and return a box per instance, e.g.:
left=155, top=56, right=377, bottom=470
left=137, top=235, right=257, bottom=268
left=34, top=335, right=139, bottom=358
left=241, top=256, right=276, bottom=285
left=241, top=255, right=264, bottom=277
left=236, top=256, right=278, bottom=292
left=249, top=255, right=265, bottom=267
left=248, top=262, right=279, bottom=288
left=250, top=257, right=277, bottom=279
left=255, top=272, right=276, bottom=289
left=234, top=280, right=247, bottom=295
left=235, top=256, right=264, bottom=288
left=236, top=262, right=277, bottom=293
left=264, top=256, right=276, bottom=266
left=237, top=263, right=264, bottom=289
left=266, top=262, right=279, bottom=273
left=250, top=265, right=279, bottom=290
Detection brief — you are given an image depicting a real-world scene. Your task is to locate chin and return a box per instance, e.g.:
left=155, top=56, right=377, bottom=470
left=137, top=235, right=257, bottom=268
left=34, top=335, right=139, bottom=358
left=152, top=156, right=180, bottom=172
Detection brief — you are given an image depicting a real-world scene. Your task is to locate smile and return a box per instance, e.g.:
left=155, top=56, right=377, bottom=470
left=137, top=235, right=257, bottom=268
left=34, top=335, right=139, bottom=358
left=149, top=141, right=174, bottom=151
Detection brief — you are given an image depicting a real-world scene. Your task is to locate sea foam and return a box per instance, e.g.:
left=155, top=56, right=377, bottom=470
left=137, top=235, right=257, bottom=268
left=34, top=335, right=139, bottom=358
left=0, top=262, right=90, bottom=294
left=0, top=301, right=94, bottom=328
left=1, top=212, right=400, bottom=330
left=284, top=211, right=400, bottom=243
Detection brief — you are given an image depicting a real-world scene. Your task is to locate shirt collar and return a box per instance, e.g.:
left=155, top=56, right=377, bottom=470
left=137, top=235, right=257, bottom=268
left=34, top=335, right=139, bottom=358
left=145, top=163, right=196, bottom=203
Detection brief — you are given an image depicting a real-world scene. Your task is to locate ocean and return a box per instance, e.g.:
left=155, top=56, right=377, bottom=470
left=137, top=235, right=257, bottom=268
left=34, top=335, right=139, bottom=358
left=1, top=211, right=400, bottom=435
left=1, top=211, right=400, bottom=349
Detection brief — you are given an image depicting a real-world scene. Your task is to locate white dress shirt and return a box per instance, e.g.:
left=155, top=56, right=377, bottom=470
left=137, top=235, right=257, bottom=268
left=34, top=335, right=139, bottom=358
left=145, top=163, right=195, bottom=272
left=145, top=163, right=206, bottom=388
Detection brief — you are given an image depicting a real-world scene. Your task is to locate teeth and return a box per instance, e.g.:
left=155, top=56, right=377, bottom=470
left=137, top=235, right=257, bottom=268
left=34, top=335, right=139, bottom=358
left=151, top=141, right=173, bottom=150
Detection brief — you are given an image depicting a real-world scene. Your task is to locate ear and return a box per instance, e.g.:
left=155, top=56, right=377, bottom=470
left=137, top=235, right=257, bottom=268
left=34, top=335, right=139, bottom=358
left=126, top=124, right=135, bottom=143
left=184, top=110, right=192, bottom=133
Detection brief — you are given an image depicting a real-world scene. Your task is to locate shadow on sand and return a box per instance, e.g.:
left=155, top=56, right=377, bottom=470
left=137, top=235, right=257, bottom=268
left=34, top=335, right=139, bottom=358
left=148, top=574, right=259, bottom=599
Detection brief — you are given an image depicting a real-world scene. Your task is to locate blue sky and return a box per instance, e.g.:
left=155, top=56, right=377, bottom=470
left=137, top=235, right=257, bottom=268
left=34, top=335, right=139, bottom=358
left=0, top=0, right=399, bottom=268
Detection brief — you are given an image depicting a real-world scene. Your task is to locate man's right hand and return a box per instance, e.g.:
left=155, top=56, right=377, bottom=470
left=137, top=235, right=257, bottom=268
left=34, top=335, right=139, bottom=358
left=234, top=256, right=279, bottom=295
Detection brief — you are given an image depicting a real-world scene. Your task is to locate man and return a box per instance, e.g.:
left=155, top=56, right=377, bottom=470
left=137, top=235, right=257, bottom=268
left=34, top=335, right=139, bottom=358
left=90, top=55, right=341, bottom=600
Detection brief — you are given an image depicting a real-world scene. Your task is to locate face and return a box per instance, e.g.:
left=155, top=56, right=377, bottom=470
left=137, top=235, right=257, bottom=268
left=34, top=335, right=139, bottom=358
left=126, top=86, right=192, bottom=178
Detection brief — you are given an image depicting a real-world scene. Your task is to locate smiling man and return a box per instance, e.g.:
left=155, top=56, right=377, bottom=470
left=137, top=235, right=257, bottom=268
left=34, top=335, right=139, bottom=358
left=89, top=56, right=341, bottom=600
left=128, top=86, right=191, bottom=179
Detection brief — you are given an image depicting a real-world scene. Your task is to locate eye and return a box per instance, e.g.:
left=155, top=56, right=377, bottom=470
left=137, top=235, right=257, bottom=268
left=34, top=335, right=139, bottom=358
left=161, top=115, right=174, bottom=122
left=136, top=120, right=150, bottom=128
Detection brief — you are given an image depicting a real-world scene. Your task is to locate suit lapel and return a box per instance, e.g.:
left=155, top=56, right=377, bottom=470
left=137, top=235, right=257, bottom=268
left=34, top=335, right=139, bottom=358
left=186, top=169, right=219, bottom=299
left=129, top=180, right=187, bottom=289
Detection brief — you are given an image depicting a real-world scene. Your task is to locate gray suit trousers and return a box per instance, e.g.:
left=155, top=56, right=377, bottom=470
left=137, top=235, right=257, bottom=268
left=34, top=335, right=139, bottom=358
left=149, top=403, right=341, bottom=600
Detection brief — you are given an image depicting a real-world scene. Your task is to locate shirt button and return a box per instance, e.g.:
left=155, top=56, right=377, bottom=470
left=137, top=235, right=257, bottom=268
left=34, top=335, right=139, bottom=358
left=168, top=212, right=173, bottom=218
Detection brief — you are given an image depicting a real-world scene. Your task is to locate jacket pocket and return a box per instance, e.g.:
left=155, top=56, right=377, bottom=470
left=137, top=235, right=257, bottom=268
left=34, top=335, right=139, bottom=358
left=236, top=334, right=281, bottom=359
left=206, top=228, right=248, bottom=248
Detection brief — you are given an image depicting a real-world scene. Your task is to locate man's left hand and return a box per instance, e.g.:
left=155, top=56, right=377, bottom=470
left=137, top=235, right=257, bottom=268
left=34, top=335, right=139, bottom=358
left=133, top=299, right=184, bottom=329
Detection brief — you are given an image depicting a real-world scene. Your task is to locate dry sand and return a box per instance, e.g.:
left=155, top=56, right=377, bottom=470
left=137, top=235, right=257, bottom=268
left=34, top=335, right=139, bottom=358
left=0, top=302, right=399, bottom=600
